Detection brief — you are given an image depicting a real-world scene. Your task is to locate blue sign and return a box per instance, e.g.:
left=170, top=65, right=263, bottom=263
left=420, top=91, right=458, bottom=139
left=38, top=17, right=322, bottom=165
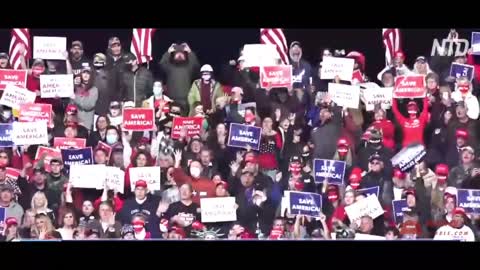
left=0, top=123, right=13, bottom=147
left=0, top=207, right=5, bottom=223
left=357, top=186, right=380, bottom=198
left=392, top=199, right=408, bottom=224
left=61, top=147, right=93, bottom=175
left=391, top=144, right=426, bottom=172
left=472, top=32, right=480, bottom=55
left=288, top=191, right=322, bottom=217
left=449, top=63, right=474, bottom=81
left=457, top=189, right=480, bottom=214
left=313, top=159, right=346, bottom=185
left=227, top=123, right=261, bottom=151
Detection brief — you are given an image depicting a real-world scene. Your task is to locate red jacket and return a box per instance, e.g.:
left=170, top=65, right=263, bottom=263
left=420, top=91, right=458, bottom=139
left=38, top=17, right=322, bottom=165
left=94, top=195, right=125, bottom=213
left=327, top=205, right=348, bottom=231
left=172, top=168, right=216, bottom=205
left=392, top=98, right=429, bottom=147
left=370, top=119, right=396, bottom=150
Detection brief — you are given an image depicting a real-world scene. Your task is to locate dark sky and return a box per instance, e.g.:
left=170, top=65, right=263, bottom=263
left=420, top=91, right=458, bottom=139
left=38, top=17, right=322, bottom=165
left=0, top=28, right=476, bottom=81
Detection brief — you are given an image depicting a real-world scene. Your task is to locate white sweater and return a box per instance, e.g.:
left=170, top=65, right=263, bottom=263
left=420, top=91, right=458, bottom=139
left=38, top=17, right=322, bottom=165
left=451, top=91, right=480, bottom=120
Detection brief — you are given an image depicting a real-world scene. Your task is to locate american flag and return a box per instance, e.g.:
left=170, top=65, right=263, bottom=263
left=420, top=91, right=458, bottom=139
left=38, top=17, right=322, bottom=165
left=9, top=28, right=30, bottom=70
left=382, top=28, right=402, bottom=66
left=260, top=28, right=289, bottom=65
left=130, top=28, right=156, bottom=64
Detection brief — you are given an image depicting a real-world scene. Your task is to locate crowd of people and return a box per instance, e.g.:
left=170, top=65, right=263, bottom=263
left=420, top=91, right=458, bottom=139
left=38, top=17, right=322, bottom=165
left=0, top=29, right=479, bottom=241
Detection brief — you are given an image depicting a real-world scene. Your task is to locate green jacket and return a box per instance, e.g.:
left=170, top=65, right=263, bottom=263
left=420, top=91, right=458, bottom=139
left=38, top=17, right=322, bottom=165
left=187, top=79, right=224, bottom=116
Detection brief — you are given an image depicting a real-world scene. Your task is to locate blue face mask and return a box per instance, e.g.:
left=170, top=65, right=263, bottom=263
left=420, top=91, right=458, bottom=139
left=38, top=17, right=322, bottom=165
left=106, top=134, right=118, bottom=145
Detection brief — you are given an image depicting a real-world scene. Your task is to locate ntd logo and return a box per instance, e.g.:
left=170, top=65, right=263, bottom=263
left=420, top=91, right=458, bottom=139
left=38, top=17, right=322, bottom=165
left=431, top=38, right=470, bottom=57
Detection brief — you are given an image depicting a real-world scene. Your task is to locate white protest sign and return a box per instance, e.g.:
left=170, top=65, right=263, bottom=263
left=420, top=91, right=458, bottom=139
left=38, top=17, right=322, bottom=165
left=200, top=197, right=237, bottom=223
left=103, top=167, right=125, bottom=194
left=328, top=83, right=360, bottom=109
left=69, top=164, right=106, bottom=189
left=320, top=57, right=355, bottom=81
left=242, top=44, right=280, bottom=67
left=40, top=74, right=74, bottom=98
left=33, top=36, right=67, bottom=60
left=361, top=87, right=393, bottom=111
left=354, top=233, right=386, bottom=240
left=238, top=102, right=257, bottom=117
left=129, top=166, right=161, bottom=192
left=345, top=194, right=384, bottom=223
left=12, top=121, right=48, bottom=146
left=0, top=85, right=36, bottom=110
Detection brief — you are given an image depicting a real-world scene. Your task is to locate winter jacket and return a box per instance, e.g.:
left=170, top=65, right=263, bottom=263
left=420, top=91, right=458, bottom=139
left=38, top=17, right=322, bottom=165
left=3, top=201, right=24, bottom=222
left=392, top=97, right=429, bottom=147
left=120, top=66, right=154, bottom=107
left=291, top=59, right=313, bottom=89
left=71, top=86, right=98, bottom=131
left=87, top=131, right=106, bottom=148
left=356, top=145, right=394, bottom=179
left=88, top=219, right=122, bottom=239
left=359, top=171, right=393, bottom=206
left=235, top=186, right=277, bottom=236
left=461, top=173, right=480, bottom=189
left=451, top=91, right=480, bottom=120
left=160, top=51, right=199, bottom=108
left=426, top=121, right=449, bottom=167
left=445, top=144, right=463, bottom=169
left=119, top=194, right=161, bottom=233
left=94, top=67, right=119, bottom=115
left=310, top=105, right=342, bottom=160
left=187, top=79, right=224, bottom=114
left=448, top=165, right=474, bottom=188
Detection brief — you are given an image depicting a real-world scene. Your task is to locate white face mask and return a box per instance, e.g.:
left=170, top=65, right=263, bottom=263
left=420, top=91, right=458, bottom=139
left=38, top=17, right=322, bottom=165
left=190, top=167, right=201, bottom=178
left=202, top=74, right=211, bottom=82
left=153, top=87, right=163, bottom=97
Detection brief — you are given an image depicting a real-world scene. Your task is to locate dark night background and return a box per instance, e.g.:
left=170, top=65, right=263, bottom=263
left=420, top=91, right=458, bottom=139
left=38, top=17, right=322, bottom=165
left=0, top=28, right=477, bottom=82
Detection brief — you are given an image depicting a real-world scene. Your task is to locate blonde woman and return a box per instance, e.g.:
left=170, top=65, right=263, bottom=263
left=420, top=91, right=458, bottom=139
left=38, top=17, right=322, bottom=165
left=29, top=191, right=56, bottom=225
left=32, top=213, right=56, bottom=240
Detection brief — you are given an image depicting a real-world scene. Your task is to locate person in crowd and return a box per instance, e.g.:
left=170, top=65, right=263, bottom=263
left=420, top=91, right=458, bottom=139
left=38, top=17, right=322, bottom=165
left=0, top=184, right=24, bottom=222
left=143, top=81, right=173, bottom=122
left=29, top=191, right=56, bottom=223
left=451, top=77, right=479, bottom=120
left=188, top=64, right=224, bottom=116
left=434, top=207, right=475, bottom=241
left=69, top=40, right=91, bottom=76
left=448, top=146, right=477, bottom=187
left=119, top=180, right=160, bottom=236
left=56, top=209, right=77, bottom=240
left=392, top=96, right=429, bottom=147
left=289, top=41, right=313, bottom=89
left=70, top=67, right=98, bottom=131
left=160, top=43, right=199, bottom=114
left=120, top=53, right=154, bottom=107
left=447, top=101, right=478, bottom=147
left=88, top=201, right=122, bottom=239
left=87, top=115, right=110, bottom=147
left=445, top=128, right=469, bottom=168
left=1, top=217, right=21, bottom=241
left=31, top=213, right=56, bottom=240
left=310, top=98, right=342, bottom=160
left=368, top=107, right=395, bottom=150
left=93, top=53, right=118, bottom=115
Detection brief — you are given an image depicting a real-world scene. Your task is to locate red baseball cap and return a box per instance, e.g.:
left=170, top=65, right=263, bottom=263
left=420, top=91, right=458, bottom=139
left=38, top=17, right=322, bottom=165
left=394, top=51, right=406, bottom=60
left=452, top=207, right=466, bottom=217
left=245, top=155, right=258, bottom=165
left=66, top=104, right=78, bottom=115
left=456, top=128, right=469, bottom=140
left=349, top=167, right=362, bottom=189
left=435, top=164, right=449, bottom=182
left=135, top=180, right=148, bottom=189
left=393, top=168, right=406, bottom=180
left=5, top=217, right=18, bottom=227
left=216, top=181, right=228, bottom=190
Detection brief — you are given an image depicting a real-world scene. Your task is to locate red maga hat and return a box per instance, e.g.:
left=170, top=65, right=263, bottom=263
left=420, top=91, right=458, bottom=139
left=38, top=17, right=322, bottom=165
left=135, top=180, right=148, bottom=189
